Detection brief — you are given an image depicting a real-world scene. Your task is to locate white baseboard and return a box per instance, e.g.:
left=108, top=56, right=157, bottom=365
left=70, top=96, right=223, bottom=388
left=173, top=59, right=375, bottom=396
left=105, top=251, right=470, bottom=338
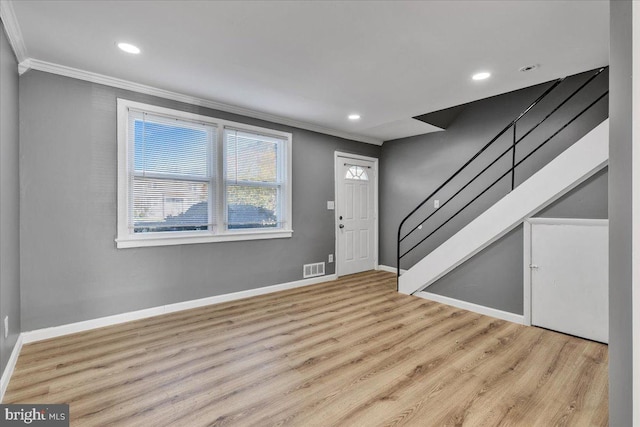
left=416, top=291, right=525, bottom=325
left=22, top=274, right=337, bottom=344
left=377, top=265, right=406, bottom=274
left=0, top=334, right=23, bottom=402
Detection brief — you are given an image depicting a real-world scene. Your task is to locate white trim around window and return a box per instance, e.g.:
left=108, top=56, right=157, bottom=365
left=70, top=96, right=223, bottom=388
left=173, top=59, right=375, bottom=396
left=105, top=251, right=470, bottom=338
left=116, top=99, right=293, bottom=248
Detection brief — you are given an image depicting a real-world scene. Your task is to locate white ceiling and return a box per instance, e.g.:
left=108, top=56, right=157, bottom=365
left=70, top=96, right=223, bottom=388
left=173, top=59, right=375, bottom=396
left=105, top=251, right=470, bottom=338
left=5, top=0, right=609, bottom=144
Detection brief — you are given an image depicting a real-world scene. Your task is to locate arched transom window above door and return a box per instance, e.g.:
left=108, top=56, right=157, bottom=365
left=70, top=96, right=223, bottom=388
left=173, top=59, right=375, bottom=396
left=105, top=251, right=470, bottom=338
left=345, top=165, right=368, bottom=181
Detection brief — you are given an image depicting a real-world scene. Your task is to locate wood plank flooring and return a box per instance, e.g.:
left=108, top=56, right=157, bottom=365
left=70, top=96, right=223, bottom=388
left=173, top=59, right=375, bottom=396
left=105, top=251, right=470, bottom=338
left=3, top=270, right=608, bottom=426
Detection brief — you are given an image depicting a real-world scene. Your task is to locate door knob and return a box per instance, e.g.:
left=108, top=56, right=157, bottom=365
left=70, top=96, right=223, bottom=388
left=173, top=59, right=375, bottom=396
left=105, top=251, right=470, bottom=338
left=339, top=224, right=344, bottom=229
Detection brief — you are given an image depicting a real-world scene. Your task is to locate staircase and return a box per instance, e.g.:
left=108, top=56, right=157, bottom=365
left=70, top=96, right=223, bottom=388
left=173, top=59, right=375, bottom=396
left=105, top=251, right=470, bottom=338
left=397, top=68, right=609, bottom=295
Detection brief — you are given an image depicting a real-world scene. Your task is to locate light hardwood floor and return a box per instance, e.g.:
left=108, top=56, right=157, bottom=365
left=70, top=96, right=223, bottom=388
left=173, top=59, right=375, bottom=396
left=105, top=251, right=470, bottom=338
left=4, top=270, right=608, bottom=426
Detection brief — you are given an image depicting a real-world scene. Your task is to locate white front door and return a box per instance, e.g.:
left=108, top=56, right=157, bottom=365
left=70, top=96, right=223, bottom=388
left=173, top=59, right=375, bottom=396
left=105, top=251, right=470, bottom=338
left=529, top=219, right=608, bottom=343
left=336, top=155, right=376, bottom=276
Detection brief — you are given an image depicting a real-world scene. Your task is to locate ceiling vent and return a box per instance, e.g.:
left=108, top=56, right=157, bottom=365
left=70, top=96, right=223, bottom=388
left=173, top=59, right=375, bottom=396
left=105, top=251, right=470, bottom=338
left=519, top=64, right=538, bottom=72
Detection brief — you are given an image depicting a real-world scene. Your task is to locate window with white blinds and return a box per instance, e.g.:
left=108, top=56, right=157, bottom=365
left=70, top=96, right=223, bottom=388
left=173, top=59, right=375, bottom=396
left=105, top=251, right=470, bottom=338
left=225, top=129, right=285, bottom=230
left=129, top=110, right=215, bottom=234
left=117, top=99, right=292, bottom=248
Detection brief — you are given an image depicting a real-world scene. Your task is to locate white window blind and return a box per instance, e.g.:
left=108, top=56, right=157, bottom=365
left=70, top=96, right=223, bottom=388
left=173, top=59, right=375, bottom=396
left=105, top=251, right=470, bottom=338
left=128, top=110, right=216, bottom=233
left=224, top=129, right=286, bottom=230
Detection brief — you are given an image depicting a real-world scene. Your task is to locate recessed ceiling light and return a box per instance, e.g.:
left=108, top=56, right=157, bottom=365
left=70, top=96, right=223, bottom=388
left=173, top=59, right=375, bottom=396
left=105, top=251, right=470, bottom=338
left=472, top=72, right=491, bottom=81
left=117, top=42, right=141, bottom=54
left=348, top=114, right=361, bottom=120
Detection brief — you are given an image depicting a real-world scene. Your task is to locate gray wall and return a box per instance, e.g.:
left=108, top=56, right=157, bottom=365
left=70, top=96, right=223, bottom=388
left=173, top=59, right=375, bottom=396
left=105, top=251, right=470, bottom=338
left=381, top=69, right=608, bottom=314
left=0, top=21, right=21, bottom=376
left=426, top=226, right=524, bottom=313
left=19, top=70, right=380, bottom=331
left=536, top=167, right=608, bottom=219
left=609, top=1, right=633, bottom=425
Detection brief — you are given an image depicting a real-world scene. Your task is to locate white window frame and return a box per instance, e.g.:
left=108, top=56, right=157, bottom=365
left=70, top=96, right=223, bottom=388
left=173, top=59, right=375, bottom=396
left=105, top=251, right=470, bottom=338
left=116, top=99, right=293, bottom=248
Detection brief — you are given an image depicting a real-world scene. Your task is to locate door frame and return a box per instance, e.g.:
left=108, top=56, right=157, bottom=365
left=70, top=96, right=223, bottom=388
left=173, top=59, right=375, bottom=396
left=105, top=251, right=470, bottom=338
left=523, top=217, right=609, bottom=326
left=334, top=151, right=379, bottom=277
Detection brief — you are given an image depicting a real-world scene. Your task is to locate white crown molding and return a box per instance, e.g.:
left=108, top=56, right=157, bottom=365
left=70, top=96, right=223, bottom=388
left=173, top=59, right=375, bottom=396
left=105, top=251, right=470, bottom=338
left=22, top=58, right=383, bottom=146
left=0, top=0, right=27, bottom=63
left=17, top=56, right=30, bottom=74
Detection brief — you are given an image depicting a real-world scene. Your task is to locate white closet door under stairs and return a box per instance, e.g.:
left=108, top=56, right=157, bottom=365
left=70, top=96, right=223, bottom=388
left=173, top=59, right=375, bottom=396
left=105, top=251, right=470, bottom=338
left=528, top=219, right=608, bottom=343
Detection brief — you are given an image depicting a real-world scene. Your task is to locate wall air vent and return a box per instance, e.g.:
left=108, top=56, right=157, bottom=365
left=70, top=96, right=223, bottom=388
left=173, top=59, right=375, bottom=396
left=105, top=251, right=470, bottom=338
left=303, top=262, right=325, bottom=279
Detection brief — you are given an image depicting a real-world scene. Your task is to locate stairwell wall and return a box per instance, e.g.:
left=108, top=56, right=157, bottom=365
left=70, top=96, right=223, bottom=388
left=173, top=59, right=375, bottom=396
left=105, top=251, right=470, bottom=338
left=425, top=169, right=607, bottom=314
left=380, top=69, right=608, bottom=314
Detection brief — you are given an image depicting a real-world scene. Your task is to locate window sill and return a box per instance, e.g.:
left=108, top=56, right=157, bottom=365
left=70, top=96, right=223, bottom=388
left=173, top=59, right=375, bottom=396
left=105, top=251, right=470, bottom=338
left=116, top=229, right=293, bottom=249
